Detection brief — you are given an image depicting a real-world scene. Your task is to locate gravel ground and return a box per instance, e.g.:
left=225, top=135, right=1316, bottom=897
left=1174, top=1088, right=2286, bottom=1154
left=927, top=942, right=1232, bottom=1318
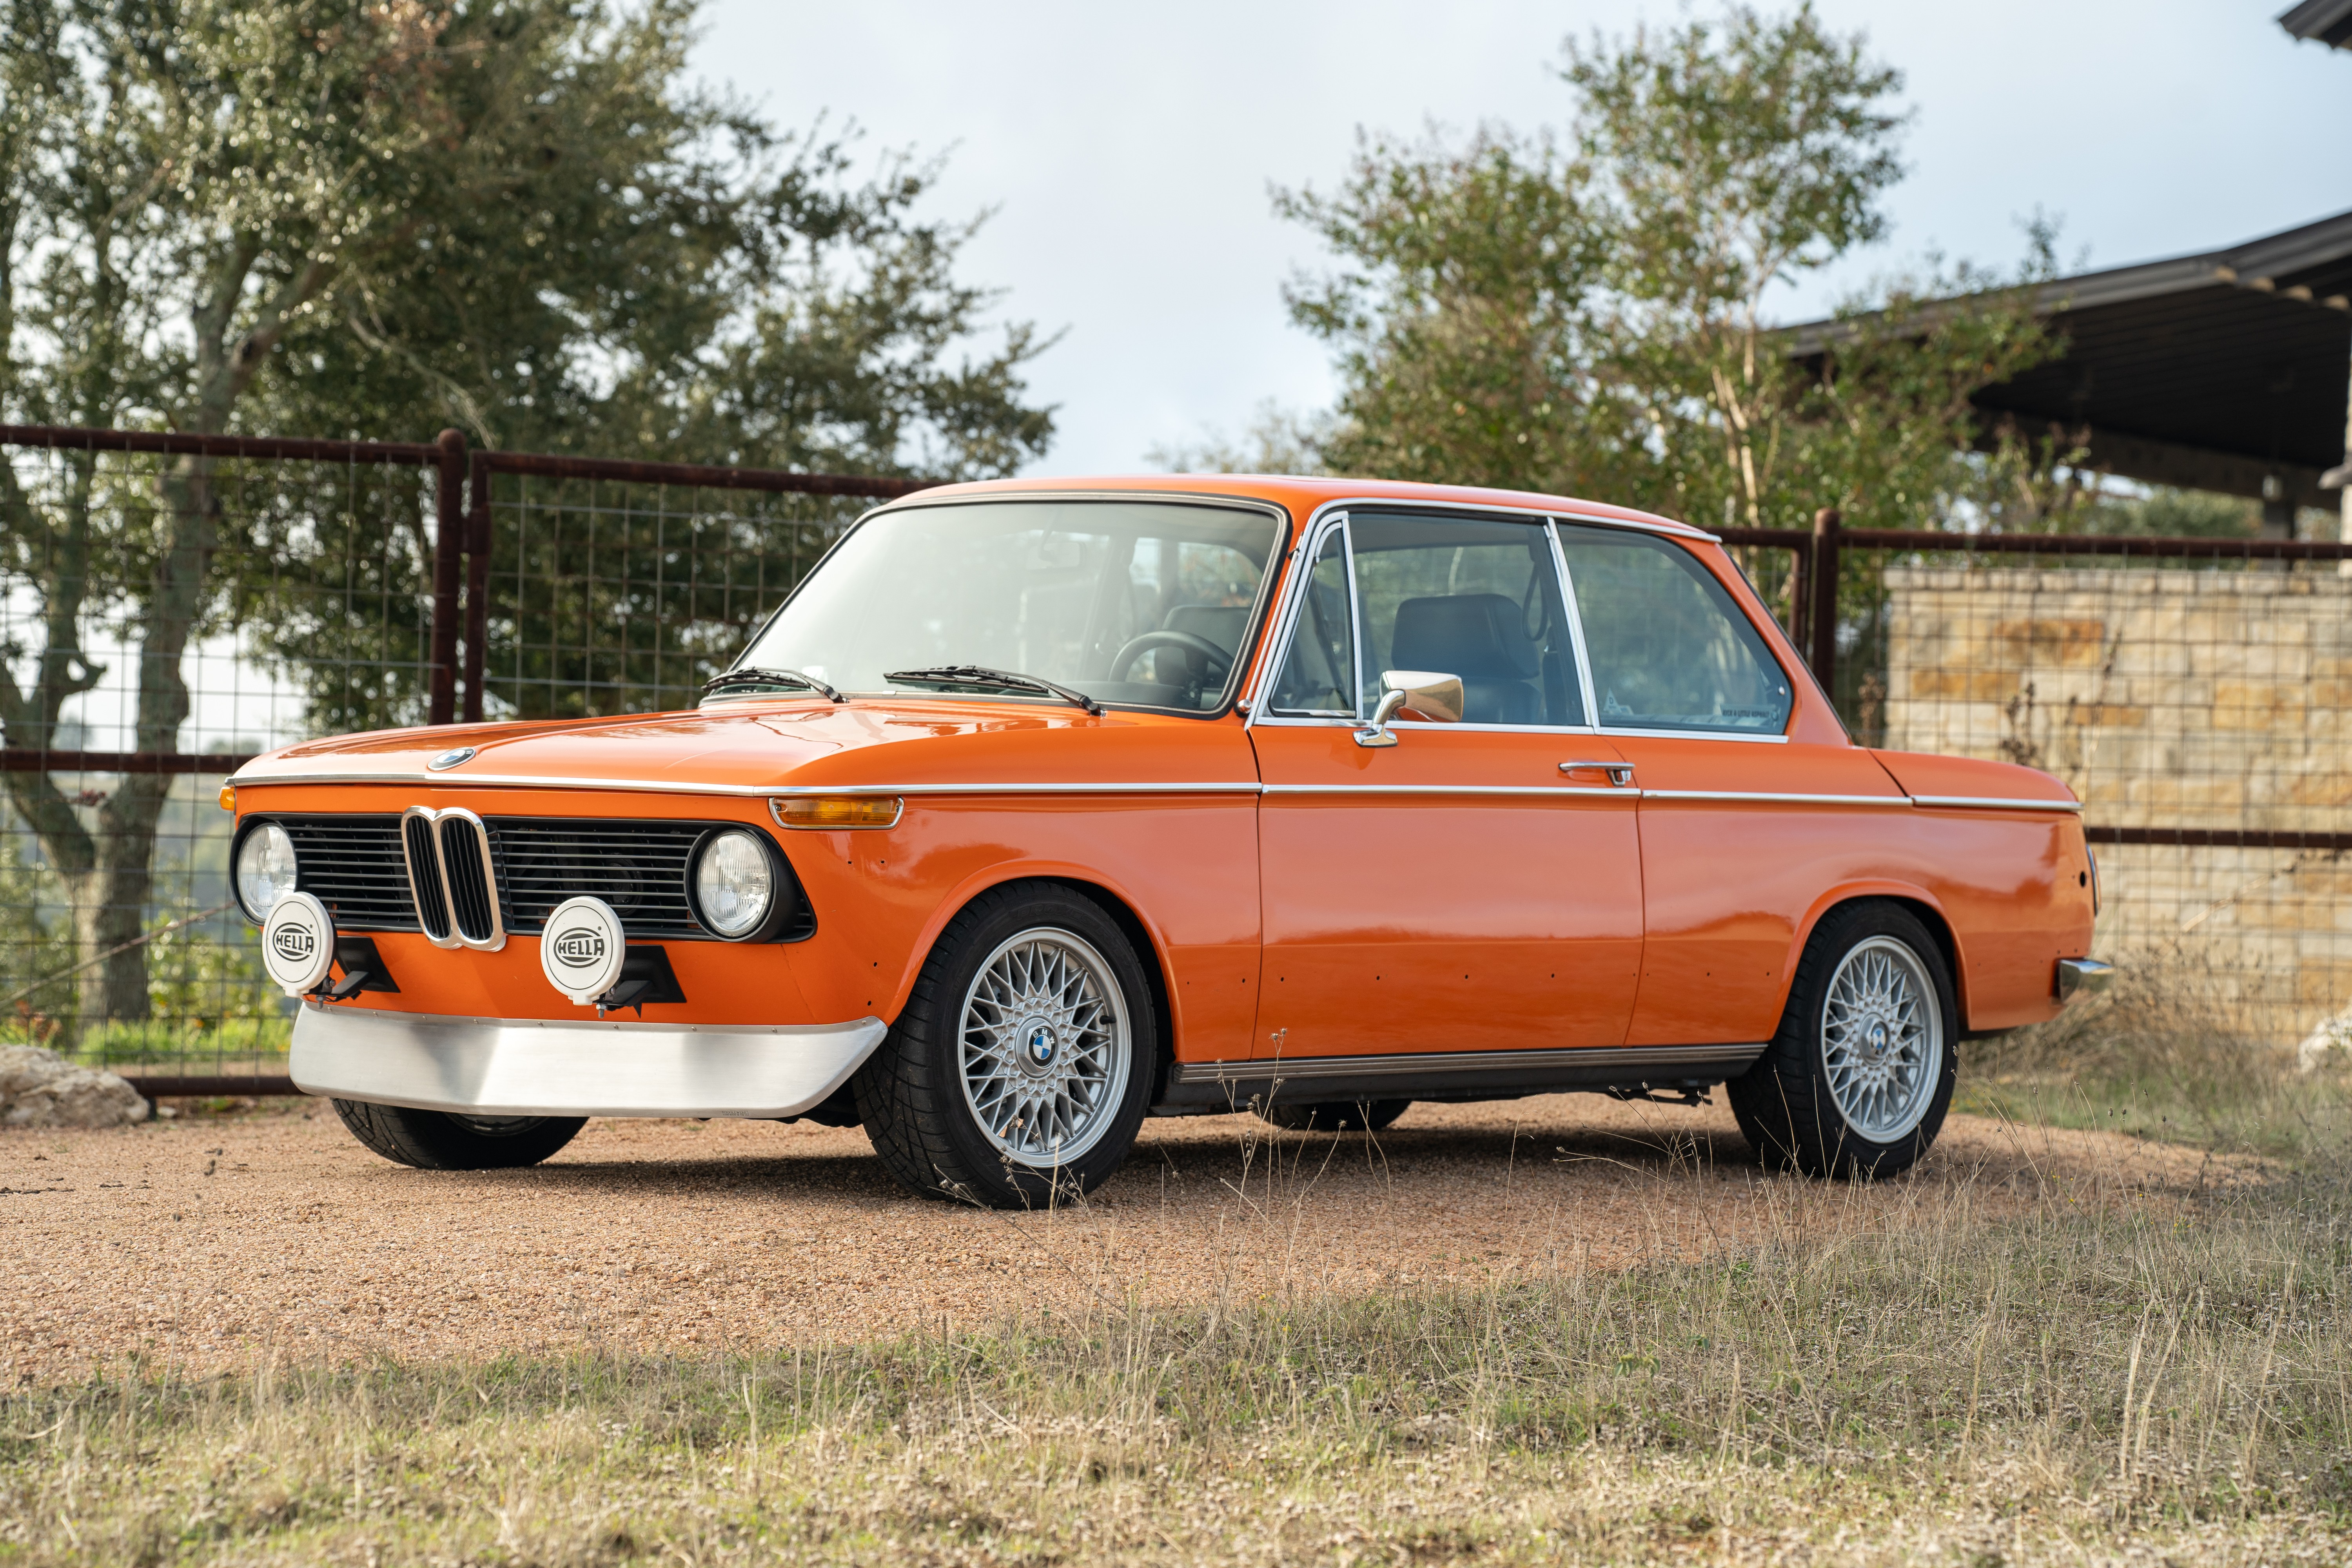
left=3, top=1094, right=2231, bottom=1384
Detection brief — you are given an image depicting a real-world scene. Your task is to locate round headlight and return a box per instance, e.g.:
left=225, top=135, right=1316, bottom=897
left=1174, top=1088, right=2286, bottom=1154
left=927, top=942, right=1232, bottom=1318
left=692, top=829, right=776, bottom=939
left=235, top=822, right=299, bottom=921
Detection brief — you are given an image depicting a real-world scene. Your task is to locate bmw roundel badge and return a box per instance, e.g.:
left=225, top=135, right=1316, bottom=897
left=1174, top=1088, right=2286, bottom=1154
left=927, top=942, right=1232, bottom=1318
left=427, top=746, right=476, bottom=771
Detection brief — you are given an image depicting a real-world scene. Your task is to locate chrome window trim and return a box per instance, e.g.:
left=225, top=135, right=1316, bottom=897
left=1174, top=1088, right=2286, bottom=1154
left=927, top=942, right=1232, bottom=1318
left=1252, top=501, right=1619, bottom=732
left=1551, top=515, right=1802, bottom=743
left=1247, top=713, right=1604, bottom=737
left=1546, top=517, right=1604, bottom=728
left=1595, top=726, right=1793, bottom=745
left=400, top=804, right=507, bottom=952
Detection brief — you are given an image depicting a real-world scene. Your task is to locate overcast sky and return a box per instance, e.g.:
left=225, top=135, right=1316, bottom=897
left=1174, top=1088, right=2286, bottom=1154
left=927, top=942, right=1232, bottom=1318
left=693, top=2, right=2352, bottom=477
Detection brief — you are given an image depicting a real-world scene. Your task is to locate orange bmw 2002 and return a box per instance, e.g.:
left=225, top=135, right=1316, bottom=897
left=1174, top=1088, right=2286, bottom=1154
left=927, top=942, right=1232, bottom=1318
left=226, top=477, right=2107, bottom=1204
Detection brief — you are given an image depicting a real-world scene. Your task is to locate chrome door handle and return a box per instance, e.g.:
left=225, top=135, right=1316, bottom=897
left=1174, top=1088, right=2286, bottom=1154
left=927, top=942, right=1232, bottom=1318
left=1560, top=760, right=1634, bottom=787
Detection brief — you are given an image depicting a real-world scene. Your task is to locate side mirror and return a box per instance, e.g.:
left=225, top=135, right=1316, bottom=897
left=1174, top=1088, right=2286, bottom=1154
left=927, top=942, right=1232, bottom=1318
left=1354, top=669, right=1463, bottom=748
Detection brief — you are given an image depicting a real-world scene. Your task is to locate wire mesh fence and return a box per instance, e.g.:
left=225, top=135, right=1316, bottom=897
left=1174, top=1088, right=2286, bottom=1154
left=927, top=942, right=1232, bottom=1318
left=475, top=471, right=866, bottom=722
left=0, top=428, right=909, bottom=1089
left=0, top=433, right=450, bottom=1084
left=1, top=428, right=2342, bottom=1091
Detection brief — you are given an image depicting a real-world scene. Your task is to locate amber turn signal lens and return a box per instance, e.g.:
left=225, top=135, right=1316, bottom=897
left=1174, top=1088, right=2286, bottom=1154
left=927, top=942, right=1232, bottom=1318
left=770, top=795, right=902, bottom=830
left=218, top=784, right=236, bottom=813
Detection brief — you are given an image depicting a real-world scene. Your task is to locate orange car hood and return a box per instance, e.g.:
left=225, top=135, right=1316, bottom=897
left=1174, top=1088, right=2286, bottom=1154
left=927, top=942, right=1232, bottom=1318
left=1868, top=749, right=2078, bottom=806
left=239, top=698, right=1254, bottom=792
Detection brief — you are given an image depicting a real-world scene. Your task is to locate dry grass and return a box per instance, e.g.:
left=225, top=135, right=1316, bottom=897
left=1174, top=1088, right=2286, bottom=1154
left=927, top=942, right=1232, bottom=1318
left=5, top=1133, right=2350, bottom=1564
left=1959, top=949, right=2352, bottom=1160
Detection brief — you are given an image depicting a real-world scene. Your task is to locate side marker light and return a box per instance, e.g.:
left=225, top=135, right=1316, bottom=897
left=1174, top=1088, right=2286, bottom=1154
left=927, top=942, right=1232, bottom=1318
left=771, top=795, right=902, bottom=830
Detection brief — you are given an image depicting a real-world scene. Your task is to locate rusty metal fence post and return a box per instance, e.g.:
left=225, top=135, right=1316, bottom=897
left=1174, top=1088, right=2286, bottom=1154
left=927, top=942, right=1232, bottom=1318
left=1808, top=506, right=1842, bottom=693
left=427, top=428, right=468, bottom=726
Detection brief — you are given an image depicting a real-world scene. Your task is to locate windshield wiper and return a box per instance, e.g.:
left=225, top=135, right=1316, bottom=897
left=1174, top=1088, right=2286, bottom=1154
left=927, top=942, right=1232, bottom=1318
left=700, top=666, right=845, bottom=702
left=884, top=664, right=1103, bottom=716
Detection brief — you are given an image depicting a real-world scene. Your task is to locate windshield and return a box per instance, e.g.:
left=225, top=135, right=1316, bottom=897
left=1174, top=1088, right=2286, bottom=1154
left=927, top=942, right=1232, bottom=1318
left=733, top=499, right=1283, bottom=712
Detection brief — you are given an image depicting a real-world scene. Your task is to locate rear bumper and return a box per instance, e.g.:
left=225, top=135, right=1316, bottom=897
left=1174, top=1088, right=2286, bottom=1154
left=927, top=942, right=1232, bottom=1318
left=289, top=1002, right=888, bottom=1118
left=2056, top=958, right=2115, bottom=1003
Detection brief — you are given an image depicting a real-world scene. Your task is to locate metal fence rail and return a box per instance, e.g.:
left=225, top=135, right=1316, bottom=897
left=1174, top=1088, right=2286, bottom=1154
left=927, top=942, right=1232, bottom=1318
left=0, top=429, right=2340, bottom=1095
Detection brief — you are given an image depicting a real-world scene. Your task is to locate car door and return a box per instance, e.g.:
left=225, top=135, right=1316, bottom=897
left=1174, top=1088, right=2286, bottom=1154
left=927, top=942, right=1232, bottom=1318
left=1247, top=509, right=1645, bottom=1060
left=1553, top=521, right=1908, bottom=1047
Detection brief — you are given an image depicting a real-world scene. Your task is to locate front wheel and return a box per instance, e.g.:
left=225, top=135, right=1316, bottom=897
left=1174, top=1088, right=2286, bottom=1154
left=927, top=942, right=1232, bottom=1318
left=1727, top=902, right=1956, bottom=1180
left=332, top=1100, right=586, bottom=1170
left=855, top=884, right=1155, bottom=1207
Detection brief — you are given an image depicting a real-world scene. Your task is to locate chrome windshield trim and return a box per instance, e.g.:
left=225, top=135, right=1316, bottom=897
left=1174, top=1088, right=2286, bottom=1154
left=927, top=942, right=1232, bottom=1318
left=734, top=489, right=1294, bottom=723
left=1911, top=793, right=2084, bottom=813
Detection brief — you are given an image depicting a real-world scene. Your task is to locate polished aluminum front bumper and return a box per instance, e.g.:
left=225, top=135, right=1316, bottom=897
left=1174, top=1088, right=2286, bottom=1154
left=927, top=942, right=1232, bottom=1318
left=290, top=1002, right=888, bottom=1118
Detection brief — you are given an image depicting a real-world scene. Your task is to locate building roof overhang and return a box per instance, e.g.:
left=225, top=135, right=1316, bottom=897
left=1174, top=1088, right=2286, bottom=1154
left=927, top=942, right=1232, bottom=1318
left=1785, top=208, right=2352, bottom=510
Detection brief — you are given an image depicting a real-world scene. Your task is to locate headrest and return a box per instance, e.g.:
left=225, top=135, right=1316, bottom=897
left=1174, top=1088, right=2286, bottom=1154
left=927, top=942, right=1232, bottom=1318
left=1390, top=593, right=1541, bottom=681
left=1163, top=603, right=1248, bottom=654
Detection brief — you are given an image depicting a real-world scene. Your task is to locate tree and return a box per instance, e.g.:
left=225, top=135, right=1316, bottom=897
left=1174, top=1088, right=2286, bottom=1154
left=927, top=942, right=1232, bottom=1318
left=1276, top=4, right=2060, bottom=543
left=0, top=0, right=1053, bottom=1025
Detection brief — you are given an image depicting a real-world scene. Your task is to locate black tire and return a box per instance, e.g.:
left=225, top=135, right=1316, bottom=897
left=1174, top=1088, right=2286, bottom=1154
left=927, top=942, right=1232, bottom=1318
left=331, top=1099, right=586, bottom=1170
left=854, top=883, right=1156, bottom=1207
left=1256, top=1098, right=1411, bottom=1133
left=1727, top=901, right=1957, bottom=1180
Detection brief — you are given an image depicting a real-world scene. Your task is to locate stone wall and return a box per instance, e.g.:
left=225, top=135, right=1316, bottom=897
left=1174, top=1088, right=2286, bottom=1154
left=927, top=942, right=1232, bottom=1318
left=1882, top=565, right=2352, bottom=1046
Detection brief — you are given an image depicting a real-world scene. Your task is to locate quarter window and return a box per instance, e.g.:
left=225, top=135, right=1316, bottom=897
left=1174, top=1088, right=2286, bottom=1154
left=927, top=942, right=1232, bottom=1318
left=1556, top=524, right=1792, bottom=734
left=1267, top=527, right=1356, bottom=715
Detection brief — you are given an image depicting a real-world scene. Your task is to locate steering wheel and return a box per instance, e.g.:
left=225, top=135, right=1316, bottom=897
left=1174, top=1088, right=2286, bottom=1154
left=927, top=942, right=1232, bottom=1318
left=1107, top=629, right=1233, bottom=687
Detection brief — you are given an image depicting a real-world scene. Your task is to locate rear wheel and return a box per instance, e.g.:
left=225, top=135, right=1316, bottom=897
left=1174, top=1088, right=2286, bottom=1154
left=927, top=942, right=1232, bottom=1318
left=331, top=1100, right=586, bottom=1170
left=1256, top=1098, right=1411, bottom=1133
left=1727, top=902, right=1955, bottom=1180
left=855, top=884, right=1154, bottom=1207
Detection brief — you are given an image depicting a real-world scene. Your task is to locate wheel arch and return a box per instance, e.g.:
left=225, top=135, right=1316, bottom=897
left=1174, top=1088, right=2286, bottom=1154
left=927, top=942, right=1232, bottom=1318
left=1784, top=884, right=1971, bottom=1030
left=894, top=865, right=1181, bottom=1099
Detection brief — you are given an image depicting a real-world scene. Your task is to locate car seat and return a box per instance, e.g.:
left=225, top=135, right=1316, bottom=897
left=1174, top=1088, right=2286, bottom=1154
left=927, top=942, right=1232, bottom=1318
left=1390, top=593, right=1542, bottom=723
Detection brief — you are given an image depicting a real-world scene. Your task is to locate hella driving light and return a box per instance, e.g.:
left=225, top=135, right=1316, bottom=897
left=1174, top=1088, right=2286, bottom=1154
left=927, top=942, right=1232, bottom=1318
left=691, top=829, right=777, bottom=939
left=234, top=822, right=299, bottom=921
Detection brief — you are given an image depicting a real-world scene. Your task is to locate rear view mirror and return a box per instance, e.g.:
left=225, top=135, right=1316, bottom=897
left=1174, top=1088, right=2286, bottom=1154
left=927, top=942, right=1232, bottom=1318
left=1354, top=669, right=1463, bottom=747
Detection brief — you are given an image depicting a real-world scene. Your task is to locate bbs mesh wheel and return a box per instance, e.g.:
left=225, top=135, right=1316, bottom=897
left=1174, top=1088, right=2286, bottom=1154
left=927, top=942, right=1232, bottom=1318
left=1728, top=901, right=1956, bottom=1180
left=854, top=883, right=1154, bottom=1207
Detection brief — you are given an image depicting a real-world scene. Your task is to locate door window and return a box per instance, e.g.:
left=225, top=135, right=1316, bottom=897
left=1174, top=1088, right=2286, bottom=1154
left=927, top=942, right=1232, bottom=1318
left=1267, top=512, right=1585, bottom=726
left=1556, top=524, right=1792, bottom=735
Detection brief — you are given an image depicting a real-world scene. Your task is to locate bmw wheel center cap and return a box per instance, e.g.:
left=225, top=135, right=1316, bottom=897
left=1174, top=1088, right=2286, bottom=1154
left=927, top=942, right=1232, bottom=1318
left=262, top=892, right=336, bottom=997
left=541, top=895, right=626, bottom=1005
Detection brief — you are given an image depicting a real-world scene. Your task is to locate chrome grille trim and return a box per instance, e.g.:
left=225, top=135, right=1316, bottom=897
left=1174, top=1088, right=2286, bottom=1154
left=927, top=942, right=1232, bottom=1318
left=403, top=805, right=506, bottom=951
left=401, top=811, right=452, bottom=943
